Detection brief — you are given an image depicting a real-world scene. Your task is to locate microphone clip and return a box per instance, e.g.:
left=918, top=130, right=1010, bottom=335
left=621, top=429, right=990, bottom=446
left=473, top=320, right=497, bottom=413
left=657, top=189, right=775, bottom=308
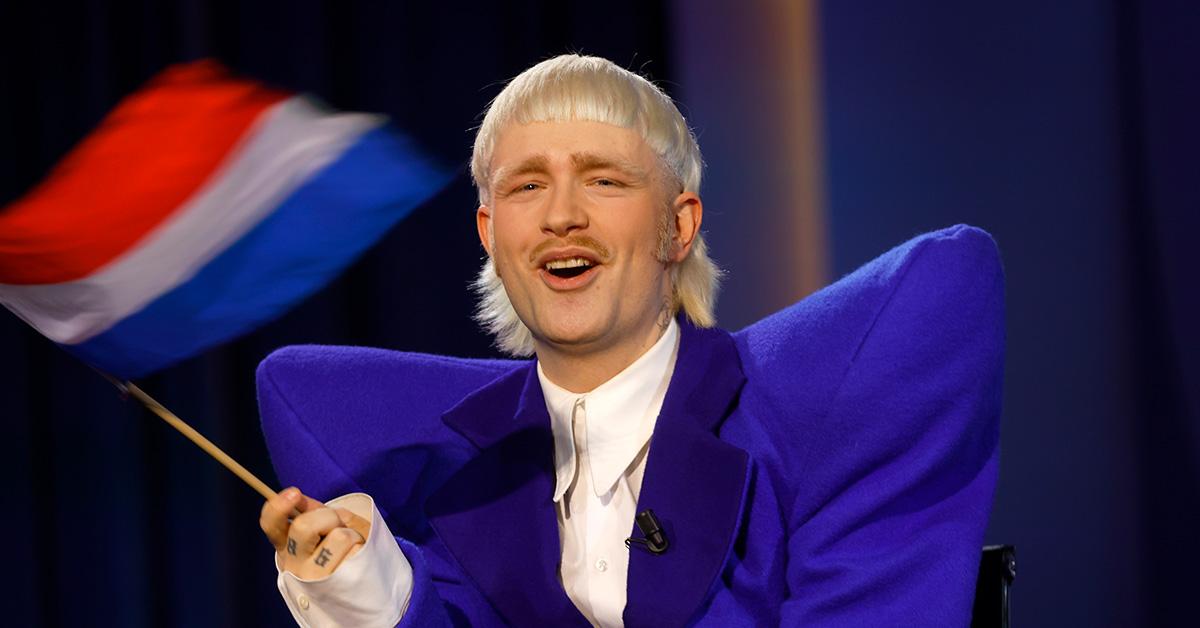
left=625, top=509, right=669, bottom=555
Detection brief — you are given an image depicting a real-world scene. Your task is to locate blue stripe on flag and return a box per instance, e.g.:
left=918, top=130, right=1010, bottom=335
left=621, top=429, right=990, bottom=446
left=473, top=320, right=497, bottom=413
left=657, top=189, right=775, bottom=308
left=69, top=126, right=451, bottom=379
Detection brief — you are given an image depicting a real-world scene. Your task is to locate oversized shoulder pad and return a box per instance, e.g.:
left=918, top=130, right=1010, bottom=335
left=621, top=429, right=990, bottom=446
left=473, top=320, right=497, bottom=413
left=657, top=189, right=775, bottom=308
left=257, top=345, right=520, bottom=516
left=735, top=223, right=1003, bottom=422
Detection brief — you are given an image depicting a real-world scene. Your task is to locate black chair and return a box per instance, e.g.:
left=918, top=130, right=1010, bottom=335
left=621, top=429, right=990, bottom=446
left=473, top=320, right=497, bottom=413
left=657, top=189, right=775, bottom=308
left=970, top=545, right=1016, bottom=628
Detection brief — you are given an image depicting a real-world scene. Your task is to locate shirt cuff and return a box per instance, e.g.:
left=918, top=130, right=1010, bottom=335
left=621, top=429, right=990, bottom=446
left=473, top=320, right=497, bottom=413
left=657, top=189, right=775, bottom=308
left=275, top=493, right=414, bottom=628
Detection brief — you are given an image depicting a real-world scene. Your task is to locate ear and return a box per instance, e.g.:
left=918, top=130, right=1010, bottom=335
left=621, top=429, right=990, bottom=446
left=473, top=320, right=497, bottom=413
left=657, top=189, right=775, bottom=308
left=668, top=192, right=702, bottom=263
left=476, top=204, right=494, bottom=256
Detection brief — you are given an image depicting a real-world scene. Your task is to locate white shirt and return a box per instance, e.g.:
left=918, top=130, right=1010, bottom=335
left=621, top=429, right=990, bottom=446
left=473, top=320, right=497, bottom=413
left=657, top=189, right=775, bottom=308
left=275, top=320, right=679, bottom=627
left=540, top=318, right=679, bottom=627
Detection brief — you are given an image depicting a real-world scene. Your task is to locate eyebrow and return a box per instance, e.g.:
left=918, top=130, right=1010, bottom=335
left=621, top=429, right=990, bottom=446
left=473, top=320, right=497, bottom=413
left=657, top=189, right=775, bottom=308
left=491, top=151, right=650, bottom=191
left=569, top=152, right=649, bottom=180
left=491, top=155, right=551, bottom=191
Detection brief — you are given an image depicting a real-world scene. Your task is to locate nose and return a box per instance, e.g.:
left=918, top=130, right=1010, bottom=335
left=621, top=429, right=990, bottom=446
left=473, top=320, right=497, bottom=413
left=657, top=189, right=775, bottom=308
left=540, top=184, right=588, bottom=237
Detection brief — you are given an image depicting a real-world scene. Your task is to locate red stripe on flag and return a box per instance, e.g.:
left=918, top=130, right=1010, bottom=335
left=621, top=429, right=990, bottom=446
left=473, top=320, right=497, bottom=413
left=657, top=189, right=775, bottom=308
left=0, top=60, right=289, bottom=285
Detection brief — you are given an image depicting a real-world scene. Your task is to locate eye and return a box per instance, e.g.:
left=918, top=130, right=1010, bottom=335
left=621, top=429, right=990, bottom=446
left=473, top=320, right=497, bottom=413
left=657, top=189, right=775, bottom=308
left=591, top=177, right=623, bottom=188
left=512, top=182, right=541, bottom=194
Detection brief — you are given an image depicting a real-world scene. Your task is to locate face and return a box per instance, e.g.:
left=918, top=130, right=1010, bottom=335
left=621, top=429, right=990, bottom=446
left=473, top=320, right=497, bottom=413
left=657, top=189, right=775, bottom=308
left=477, top=119, right=700, bottom=358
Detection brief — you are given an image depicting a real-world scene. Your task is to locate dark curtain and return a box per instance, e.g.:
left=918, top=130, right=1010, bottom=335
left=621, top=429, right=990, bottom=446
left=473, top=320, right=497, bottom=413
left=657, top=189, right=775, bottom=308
left=1121, top=1, right=1200, bottom=625
left=0, top=2, right=671, bottom=626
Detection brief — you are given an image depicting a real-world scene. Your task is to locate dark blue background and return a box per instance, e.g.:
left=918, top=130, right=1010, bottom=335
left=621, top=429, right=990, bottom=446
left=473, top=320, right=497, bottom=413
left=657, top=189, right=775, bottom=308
left=1, top=1, right=1195, bottom=626
left=816, top=2, right=1198, bottom=626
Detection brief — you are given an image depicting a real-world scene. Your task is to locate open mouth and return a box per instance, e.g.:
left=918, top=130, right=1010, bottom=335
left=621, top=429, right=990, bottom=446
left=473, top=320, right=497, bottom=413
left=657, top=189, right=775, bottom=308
left=544, top=257, right=596, bottom=279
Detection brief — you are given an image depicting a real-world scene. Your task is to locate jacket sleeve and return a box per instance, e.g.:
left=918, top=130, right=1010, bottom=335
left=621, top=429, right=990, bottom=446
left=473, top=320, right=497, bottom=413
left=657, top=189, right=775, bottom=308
left=257, top=351, right=456, bottom=627
left=779, top=225, right=1004, bottom=626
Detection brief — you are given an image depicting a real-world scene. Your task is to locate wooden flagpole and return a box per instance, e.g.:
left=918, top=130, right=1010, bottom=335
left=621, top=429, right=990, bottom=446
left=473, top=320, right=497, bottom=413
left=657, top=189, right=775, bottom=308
left=95, top=370, right=278, bottom=500
left=134, top=383, right=279, bottom=500
left=95, top=369, right=371, bottom=539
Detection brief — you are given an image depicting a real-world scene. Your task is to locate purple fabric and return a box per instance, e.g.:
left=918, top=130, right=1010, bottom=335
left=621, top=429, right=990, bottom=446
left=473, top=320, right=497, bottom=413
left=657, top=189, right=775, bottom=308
left=257, top=224, right=1004, bottom=627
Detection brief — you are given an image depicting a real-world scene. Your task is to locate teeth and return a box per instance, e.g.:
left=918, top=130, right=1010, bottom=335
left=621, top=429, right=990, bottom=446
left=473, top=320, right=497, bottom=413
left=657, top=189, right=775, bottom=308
left=545, top=257, right=594, bottom=270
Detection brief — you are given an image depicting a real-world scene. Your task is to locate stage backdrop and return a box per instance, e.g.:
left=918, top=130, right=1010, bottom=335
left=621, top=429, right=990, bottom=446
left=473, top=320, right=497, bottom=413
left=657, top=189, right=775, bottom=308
left=813, top=2, right=1199, bottom=626
left=2, top=1, right=1195, bottom=626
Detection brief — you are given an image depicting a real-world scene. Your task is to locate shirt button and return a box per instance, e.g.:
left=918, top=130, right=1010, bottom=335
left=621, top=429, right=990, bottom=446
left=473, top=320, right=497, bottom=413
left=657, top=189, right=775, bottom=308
left=595, top=558, right=608, bottom=572
left=297, top=594, right=310, bottom=610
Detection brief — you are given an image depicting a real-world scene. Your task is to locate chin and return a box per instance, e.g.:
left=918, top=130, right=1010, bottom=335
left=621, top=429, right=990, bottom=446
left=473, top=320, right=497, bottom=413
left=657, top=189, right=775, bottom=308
left=530, top=312, right=611, bottom=350
left=537, top=324, right=605, bottom=348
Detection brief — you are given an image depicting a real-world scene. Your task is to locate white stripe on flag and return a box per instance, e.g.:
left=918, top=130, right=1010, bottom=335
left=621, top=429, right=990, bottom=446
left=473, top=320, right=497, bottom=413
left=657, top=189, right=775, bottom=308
left=0, top=96, right=384, bottom=344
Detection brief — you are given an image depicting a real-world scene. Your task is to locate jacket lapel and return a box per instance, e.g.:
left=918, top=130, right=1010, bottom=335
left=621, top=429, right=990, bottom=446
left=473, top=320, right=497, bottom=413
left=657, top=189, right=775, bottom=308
left=623, top=321, right=752, bottom=628
left=426, top=364, right=590, bottom=627
left=425, top=321, right=751, bottom=627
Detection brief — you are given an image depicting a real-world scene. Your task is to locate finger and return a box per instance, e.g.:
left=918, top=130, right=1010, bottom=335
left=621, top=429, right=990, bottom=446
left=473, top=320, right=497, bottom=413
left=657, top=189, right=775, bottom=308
left=334, top=508, right=372, bottom=542
left=293, top=493, right=327, bottom=515
left=260, top=487, right=303, bottom=550
left=297, top=526, right=365, bottom=579
left=287, top=507, right=343, bottom=559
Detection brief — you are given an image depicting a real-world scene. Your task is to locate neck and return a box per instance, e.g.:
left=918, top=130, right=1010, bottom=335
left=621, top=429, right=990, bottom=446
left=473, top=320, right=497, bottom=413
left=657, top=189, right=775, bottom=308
left=535, top=319, right=671, bottom=393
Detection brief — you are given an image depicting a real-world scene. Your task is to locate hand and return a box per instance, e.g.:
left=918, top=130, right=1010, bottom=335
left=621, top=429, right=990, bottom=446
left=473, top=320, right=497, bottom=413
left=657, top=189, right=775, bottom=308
left=260, top=487, right=371, bottom=579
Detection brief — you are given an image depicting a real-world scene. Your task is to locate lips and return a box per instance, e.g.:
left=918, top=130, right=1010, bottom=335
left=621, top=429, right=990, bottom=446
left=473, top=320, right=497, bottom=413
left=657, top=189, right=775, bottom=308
left=544, top=256, right=595, bottom=279
left=534, top=247, right=603, bottom=291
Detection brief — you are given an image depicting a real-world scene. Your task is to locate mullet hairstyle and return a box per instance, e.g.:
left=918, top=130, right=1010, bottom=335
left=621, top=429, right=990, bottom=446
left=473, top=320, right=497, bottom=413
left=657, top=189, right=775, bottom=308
left=470, top=54, right=721, bottom=356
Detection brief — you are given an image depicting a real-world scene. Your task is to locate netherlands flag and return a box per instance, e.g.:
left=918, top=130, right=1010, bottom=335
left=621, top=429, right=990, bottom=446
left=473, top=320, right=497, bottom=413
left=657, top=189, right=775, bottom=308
left=0, top=60, right=449, bottom=379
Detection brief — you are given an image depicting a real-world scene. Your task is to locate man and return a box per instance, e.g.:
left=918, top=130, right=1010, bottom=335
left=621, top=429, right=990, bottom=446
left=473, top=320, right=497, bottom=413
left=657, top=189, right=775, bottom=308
left=258, top=54, right=1004, bottom=627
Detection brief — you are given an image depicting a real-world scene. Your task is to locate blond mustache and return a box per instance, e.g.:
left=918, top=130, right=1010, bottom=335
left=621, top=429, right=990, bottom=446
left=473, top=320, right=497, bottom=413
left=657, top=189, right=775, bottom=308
left=529, top=235, right=611, bottom=264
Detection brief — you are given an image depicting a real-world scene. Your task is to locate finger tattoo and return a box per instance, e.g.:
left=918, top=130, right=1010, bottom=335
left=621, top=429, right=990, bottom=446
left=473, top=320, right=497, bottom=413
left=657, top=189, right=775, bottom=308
left=286, top=538, right=297, bottom=556
left=314, top=548, right=332, bottom=567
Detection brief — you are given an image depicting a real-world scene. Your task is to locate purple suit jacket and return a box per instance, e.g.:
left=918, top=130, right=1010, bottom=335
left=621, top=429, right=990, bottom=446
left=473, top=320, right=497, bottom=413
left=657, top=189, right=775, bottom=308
left=258, top=224, right=1004, bottom=627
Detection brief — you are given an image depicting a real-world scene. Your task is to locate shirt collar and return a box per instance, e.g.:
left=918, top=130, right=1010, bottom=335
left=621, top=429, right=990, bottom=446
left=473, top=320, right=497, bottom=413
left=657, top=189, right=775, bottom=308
left=539, top=319, right=680, bottom=501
